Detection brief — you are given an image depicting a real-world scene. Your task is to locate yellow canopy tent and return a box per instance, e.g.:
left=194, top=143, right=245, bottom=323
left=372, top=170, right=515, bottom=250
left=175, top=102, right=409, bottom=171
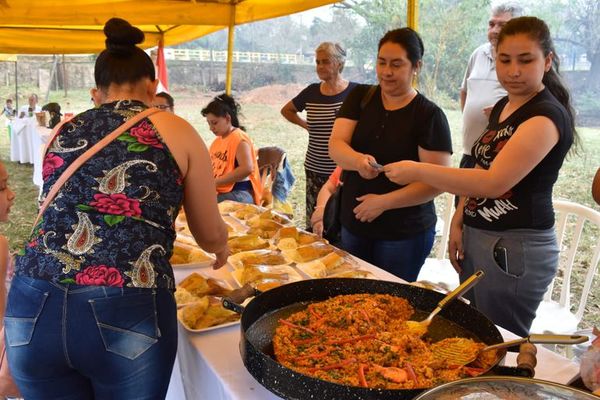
left=0, top=0, right=419, bottom=92
left=0, top=0, right=342, bottom=92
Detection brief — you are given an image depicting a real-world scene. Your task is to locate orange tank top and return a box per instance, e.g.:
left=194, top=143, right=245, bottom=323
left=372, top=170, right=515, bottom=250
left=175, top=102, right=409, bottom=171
left=210, top=128, right=262, bottom=205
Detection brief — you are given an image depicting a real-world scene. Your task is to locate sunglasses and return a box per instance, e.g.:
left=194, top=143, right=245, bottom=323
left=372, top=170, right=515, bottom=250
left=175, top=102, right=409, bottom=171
left=154, top=104, right=172, bottom=110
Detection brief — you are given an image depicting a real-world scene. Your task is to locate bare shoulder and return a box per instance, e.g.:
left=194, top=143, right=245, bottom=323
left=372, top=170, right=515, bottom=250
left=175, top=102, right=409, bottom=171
left=148, top=112, right=209, bottom=177
left=149, top=112, right=198, bottom=137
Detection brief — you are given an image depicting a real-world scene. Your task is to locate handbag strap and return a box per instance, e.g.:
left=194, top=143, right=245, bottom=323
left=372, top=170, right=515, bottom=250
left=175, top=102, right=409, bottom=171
left=33, top=107, right=162, bottom=230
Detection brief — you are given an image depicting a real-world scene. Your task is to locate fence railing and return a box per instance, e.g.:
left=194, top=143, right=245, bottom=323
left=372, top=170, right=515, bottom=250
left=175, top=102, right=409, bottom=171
left=164, top=48, right=315, bottom=65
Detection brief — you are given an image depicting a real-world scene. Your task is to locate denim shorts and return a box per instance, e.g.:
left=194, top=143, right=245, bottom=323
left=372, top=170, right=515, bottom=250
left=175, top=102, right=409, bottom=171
left=5, top=276, right=177, bottom=400
left=217, top=189, right=254, bottom=204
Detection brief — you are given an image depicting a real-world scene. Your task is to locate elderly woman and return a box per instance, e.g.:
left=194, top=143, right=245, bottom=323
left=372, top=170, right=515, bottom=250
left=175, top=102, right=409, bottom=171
left=6, top=18, right=228, bottom=399
left=329, top=28, right=452, bottom=282
left=281, top=42, right=357, bottom=228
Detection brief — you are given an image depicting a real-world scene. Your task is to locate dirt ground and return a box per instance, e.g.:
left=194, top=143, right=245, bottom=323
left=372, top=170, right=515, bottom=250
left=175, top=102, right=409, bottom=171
left=239, top=83, right=306, bottom=106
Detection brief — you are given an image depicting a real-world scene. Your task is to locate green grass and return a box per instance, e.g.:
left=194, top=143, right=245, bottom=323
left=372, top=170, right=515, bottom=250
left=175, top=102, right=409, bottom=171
left=1, top=87, right=599, bottom=330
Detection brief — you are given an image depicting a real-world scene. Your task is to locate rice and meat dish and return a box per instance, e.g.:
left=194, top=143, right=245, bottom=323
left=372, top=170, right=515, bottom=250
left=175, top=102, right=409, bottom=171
left=273, top=294, right=496, bottom=389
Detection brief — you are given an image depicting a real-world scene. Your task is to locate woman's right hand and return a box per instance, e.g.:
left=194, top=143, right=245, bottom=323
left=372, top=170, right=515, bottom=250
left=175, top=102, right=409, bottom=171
left=310, top=208, right=325, bottom=237
left=212, top=246, right=230, bottom=270
left=357, top=154, right=381, bottom=180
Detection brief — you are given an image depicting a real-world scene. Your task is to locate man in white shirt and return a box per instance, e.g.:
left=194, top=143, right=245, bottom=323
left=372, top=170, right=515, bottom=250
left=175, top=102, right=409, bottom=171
left=18, top=93, right=41, bottom=118
left=459, top=3, right=523, bottom=169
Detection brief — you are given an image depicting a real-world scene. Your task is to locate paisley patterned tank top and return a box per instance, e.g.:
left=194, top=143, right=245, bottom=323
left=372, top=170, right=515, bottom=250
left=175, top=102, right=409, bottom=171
left=15, top=100, right=184, bottom=289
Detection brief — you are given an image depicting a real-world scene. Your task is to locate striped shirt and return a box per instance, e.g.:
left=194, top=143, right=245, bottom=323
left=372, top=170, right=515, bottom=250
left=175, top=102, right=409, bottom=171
left=292, top=82, right=358, bottom=175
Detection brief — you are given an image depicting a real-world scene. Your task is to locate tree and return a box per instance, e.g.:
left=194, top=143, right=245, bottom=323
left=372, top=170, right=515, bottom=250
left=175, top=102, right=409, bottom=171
left=564, top=0, right=600, bottom=91
left=337, top=0, right=407, bottom=80
left=338, top=0, right=489, bottom=100
left=418, top=0, right=489, bottom=102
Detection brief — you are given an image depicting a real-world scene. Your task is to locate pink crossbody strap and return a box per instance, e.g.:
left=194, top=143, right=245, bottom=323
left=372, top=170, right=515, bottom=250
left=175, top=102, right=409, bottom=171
left=33, top=107, right=162, bottom=230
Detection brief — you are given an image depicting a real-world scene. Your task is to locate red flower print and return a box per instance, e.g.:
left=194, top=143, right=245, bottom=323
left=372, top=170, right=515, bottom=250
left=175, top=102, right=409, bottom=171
left=480, top=130, right=497, bottom=144
left=42, top=153, right=64, bottom=180
left=75, top=265, right=124, bottom=287
left=129, top=121, right=163, bottom=149
left=89, top=193, right=142, bottom=217
left=467, top=199, right=478, bottom=211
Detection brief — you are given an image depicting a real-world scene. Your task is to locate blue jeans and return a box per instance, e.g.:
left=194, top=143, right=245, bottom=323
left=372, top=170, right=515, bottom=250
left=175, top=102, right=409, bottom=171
left=460, top=225, right=558, bottom=336
left=217, top=189, right=254, bottom=204
left=4, top=276, right=177, bottom=400
left=340, top=226, right=435, bottom=282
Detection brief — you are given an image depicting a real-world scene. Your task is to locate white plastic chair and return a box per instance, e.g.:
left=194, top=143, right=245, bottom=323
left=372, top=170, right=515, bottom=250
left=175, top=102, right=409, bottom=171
left=417, top=193, right=460, bottom=290
left=530, top=199, right=600, bottom=334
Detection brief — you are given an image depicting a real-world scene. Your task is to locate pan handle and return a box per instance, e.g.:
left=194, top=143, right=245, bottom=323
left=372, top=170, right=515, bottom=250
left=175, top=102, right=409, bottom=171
left=221, top=284, right=262, bottom=314
left=222, top=297, right=245, bottom=314
left=483, top=334, right=589, bottom=352
left=527, top=333, right=589, bottom=345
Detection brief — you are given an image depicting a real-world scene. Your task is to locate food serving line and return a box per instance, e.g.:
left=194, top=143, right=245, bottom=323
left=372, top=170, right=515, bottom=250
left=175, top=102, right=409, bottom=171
left=165, top=256, right=580, bottom=400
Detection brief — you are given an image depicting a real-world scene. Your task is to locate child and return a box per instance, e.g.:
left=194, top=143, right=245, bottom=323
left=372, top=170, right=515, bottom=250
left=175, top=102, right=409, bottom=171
left=2, top=99, right=15, bottom=118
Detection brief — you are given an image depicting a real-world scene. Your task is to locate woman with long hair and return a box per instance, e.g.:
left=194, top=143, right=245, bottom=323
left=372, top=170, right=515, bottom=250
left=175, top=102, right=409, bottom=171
left=384, top=17, right=577, bottom=336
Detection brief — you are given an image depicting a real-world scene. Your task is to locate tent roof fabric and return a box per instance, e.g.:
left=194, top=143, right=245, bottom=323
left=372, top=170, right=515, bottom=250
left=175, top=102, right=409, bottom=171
left=0, top=0, right=340, bottom=54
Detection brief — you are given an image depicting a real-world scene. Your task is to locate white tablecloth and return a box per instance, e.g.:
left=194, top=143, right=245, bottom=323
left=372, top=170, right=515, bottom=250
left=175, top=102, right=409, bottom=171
left=167, top=259, right=581, bottom=400
left=9, top=118, right=51, bottom=190
left=9, top=117, right=37, bottom=164
left=32, top=125, right=52, bottom=188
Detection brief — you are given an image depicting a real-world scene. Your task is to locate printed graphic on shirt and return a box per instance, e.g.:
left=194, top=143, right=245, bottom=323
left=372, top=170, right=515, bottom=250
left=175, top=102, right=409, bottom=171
left=464, top=191, right=519, bottom=223
left=467, top=126, right=519, bottom=222
left=211, top=149, right=229, bottom=178
left=472, top=126, right=513, bottom=168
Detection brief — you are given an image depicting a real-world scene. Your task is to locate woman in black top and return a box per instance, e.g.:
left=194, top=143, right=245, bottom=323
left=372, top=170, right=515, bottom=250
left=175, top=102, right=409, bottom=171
left=384, top=17, right=577, bottom=336
left=329, top=28, right=452, bottom=282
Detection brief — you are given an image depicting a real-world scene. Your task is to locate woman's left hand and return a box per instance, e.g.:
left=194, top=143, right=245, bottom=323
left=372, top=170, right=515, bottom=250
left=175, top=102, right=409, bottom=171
left=353, top=194, right=386, bottom=223
left=383, top=160, right=416, bottom=185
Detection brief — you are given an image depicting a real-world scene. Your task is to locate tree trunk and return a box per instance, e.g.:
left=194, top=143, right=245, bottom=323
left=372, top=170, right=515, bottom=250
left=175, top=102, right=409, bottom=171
left=586, top=51, right=600, bottom=92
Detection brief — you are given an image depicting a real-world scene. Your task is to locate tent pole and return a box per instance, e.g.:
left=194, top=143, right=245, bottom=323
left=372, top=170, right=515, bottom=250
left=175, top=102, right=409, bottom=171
left=225, top=3, right=236, bottom=95
left=408, top=0, right=418, bottom=87
left=407, top=0, right=418, bottom=30
left=15, top=60, right=18, bottom=111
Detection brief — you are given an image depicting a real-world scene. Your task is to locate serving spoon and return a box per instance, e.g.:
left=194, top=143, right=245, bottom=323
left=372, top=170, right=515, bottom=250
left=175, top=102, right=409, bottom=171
left=406, top=270, right=485, bottom=336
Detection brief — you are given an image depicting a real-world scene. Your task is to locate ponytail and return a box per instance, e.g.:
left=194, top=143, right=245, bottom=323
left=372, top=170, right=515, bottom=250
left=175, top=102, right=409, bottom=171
left=498, top=16, right=579, bottom=151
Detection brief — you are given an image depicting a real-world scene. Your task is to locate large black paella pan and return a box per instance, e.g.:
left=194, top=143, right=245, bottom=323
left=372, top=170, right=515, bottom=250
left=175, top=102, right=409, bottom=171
left=224, top=278, right=510, bottom=400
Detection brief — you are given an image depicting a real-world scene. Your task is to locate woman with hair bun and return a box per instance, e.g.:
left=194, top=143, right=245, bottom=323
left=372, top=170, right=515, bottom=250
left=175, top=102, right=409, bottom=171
left=6, top=18, right=228, bottom=399
left=202, top=94, right=262, bottom=205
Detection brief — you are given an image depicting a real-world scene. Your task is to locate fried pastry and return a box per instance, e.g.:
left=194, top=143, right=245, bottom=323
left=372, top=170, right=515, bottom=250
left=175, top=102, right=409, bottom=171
left=178, top=272, right=211, bottom=296
left=240, top=266, right=288, bottom=285
left=227, top=234, right=269, bottom=254
left=180, top=296, right=210, bottom=328
left=194, top=304, right=239, bottom=329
